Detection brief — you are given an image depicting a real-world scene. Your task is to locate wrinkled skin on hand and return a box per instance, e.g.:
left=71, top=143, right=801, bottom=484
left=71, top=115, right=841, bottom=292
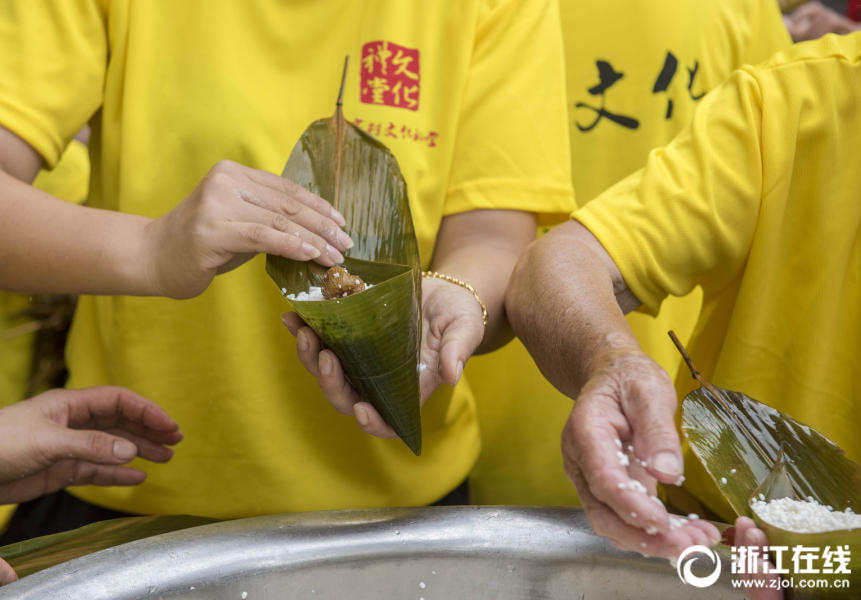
left=282, top=276, right=485, bottom=438
left=562, top=348, right=722, bottom=558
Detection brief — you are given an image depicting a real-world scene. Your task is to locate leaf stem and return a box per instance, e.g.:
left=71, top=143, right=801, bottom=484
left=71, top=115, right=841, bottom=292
left=333, top=56, right=349, bottom=212
left=668, top=330, right=774, bottom=468
left=336, top=56, right=349, bottom=108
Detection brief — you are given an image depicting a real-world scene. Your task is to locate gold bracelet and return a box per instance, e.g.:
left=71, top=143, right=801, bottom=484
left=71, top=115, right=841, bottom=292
left=422, top=271, right=488, bottom=328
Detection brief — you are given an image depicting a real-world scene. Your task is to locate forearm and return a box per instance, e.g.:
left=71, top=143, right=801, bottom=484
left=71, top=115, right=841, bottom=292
left=430, top=209, right=536, bottom=354
left=505, top=220, right=643, bottom=399
left=0, top=169, right=154, bottom=295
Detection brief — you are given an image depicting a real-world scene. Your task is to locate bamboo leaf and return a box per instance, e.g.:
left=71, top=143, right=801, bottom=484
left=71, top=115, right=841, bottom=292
left=0, top=515, right=217, bottom=578
left=671, top=332, right=861, bottom=598
left=750, top=447, right=861, bottom=599
left=266, top=60, right=423, bottom=454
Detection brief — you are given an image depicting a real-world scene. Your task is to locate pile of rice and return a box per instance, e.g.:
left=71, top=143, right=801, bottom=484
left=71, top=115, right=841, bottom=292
left=751, top=497, right=861, bottom=533
left=286, top=287, right=326, bottom=301
left=285, top=284, right=373, bottom=302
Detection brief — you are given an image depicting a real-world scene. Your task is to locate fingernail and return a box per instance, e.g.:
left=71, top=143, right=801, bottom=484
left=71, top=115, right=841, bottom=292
left=355, top=405, right=369, bottom=426
left=302, top=242, right=321, bottom=259
left=455, top=361, right=463, bottom=385
left=297, top=330, right=308, bottom=352
left=113, top=440, right=137, bottom=461
left=652, top=452, right=683, bottom=477
left=331, top=207, right=346, bottom=227
left=337, top=230, right=355, bottom=250
left=326, top=244, right=345, bottom=264
left=319, top=352, right=333, bottom=376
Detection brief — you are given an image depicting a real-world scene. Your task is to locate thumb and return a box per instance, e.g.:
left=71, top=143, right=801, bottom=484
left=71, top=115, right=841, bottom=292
left=623, top=371, right=684, bottom=484
left=0, top=558, right=17, bottom=587
left=437, top=315, right=483, bottom=387
left=43, top=426, right=139, bottom=465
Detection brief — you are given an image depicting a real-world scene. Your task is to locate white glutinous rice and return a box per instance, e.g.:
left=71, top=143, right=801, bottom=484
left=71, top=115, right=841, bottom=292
left=751, top=497, right=861, bottom=533
left=286, top=284, right=373, bottom=301
left=730, top=469, right=737, bottom=474
left=616, top=451, right=630, bottom=467
left=417, top=363, right=428, bottom=373
left=624, top=479, right=648, bottom=494
left=668, top=515, right=689, bottom=530
left=615, top=439, right=623, bottom=450
left=286, top=287, right=325, bottom=301
left=720, top=477, right=728, bottom=485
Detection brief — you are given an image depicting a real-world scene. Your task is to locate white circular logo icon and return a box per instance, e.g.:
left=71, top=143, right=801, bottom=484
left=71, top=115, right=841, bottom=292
left=677, top=545, right=722, bottom=588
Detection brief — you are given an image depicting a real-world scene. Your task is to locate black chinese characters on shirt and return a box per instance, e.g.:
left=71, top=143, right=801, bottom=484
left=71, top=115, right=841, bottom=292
left=575, top=51, right=706, bottom=133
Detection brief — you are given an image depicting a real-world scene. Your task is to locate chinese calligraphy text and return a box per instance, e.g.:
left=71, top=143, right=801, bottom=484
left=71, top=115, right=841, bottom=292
left=361, top=41, right=420, bottom=111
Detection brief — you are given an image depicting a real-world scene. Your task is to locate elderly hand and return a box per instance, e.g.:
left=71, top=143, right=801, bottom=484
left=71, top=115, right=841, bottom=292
left=282, top=275, right=485, bottom=438
left=143, top=160, right=353, bottom=299
left=735, top=517, right=783, bottom=600
left=561, top=346, right=722, bottom=558
left=0, top=387, right=182, bottom=505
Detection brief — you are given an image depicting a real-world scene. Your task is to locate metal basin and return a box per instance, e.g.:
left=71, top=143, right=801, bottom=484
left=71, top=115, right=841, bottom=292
left=0, top=507, right=742, bottom=599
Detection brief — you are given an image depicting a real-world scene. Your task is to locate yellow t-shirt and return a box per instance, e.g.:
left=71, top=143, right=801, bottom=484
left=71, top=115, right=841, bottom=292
left=0, top=0, right=574, bottom=518
left=467, top=0, right=791, bottom=505
left=575, top=33, right=861, bottom=520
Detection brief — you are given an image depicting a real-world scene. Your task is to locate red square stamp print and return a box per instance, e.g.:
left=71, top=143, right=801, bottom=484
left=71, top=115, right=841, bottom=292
left=360, top=41, right=420, bottom=111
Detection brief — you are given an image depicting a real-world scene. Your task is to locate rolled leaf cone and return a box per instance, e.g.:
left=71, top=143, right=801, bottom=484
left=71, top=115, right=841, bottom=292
left=682, top=385, right=861, bottom=599
left=0, top=515, right=217, bottom=579
left=266, top=99, right=423, bottom=455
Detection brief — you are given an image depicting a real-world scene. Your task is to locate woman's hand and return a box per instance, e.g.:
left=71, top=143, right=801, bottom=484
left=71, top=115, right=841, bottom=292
left=0, top=387, right=182, bottom=505
left=282, top=275, right=485, bottom=437
left=142, top=160, right=353, bottom=299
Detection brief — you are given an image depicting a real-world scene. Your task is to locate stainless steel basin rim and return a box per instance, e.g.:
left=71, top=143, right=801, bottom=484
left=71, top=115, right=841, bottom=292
left=0, top=506, right=742, bottom=599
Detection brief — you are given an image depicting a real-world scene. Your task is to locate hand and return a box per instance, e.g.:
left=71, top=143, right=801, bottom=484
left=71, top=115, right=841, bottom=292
left=561, top=347, right=722, bottom=558
left=0, top=387, right=182, bottom=505
left=0, top=558, right=15, bottom=587
left=282, top=276, right=485, bottom=437
left=143, top=160, right=354, bottom=299
left=784, top=2, right=860, bottom=42
left=735, top=517, right=783, bottom=600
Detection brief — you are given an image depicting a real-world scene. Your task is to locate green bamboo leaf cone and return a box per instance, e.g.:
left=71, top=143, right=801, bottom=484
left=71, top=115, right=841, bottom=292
left=671, top=332, right=861, bottom=599
left=266, top=61, right=423, bottom=455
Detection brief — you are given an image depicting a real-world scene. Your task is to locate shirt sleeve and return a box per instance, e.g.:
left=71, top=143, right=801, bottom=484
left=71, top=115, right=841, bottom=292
left=573, top=68, right=765, bottom=315
left=443, top=0, right=576, bottom=226
left=0, top=1, right=107, bottom=168
left=742, top=0, right=793, bottom=67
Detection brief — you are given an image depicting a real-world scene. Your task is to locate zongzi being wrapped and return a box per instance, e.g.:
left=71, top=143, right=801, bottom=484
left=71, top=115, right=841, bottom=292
left=266, top=65, right=424, bottom=455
